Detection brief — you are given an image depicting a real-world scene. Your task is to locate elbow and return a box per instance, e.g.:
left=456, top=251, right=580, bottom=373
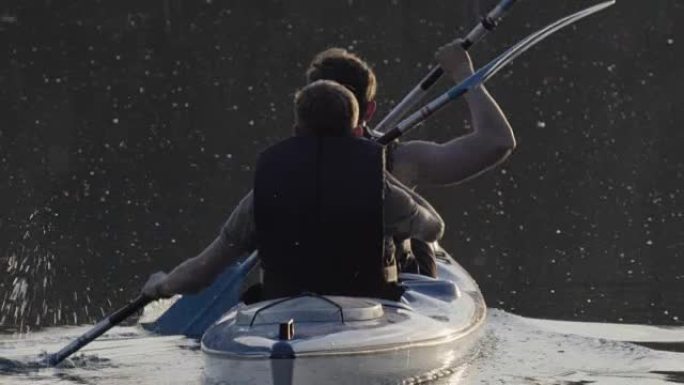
left=484, top=120, right=517, bottom=158
left=423, top=219, right=445, bottom=243
left=490, top=135, right=516, bottom=163
left=506, top=133, right=517, bottom=153
left=497, top=129, right=517, bottom=154
left=470, top=130, right=518, bottom=169
left=424, top=231, right=442, bottom=244
left=505, top=134, right=517, bottom=152
left=436, top=220, right=445, bottom=241
left=430, top=228, right=444, bottom=244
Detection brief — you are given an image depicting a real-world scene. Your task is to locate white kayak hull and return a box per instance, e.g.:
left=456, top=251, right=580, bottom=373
left=203, top=328, right=483, bottom=385
left=201, top=248, right=486, bottom=385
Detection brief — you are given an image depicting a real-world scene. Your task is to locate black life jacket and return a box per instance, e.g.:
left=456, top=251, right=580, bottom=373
left=254, top=135, right=398, bottom=300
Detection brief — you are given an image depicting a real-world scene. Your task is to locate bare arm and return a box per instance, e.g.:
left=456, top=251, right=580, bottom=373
left=392, top=41, right=515, bottom=188
left=384, top=172, right=444, bottom=243
left=142, top=192, right=256, bottom=298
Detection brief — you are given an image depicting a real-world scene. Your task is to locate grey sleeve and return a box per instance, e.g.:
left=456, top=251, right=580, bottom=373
left=383, top=176, right=445, bottom=243
left=155, top=191, right=258, bottom=295
left=218, top=190, right=257, bottom=254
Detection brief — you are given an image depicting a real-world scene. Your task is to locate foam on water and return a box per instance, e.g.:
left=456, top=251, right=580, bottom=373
left=1, top=309, right=683, bottom=384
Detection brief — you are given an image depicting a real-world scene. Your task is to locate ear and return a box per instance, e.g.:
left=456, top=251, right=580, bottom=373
left=363, top=100, right=377, bottom=124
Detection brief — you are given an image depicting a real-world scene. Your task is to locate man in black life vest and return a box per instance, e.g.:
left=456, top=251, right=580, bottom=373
left=306, top=41, right=516, bottom=277
left=141, top=80, right=444, bottom=301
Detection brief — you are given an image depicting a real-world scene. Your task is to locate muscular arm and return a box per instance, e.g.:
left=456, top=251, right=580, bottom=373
left=391, top=43, right=515, bottom=188
left=384, top=172, right=444, bottom=243
left=147, top=192, right=256, bottom=297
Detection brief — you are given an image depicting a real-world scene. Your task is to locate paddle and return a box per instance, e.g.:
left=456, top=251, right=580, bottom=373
left=142, top=252, right=259, bottom=337
left=372, top=0, right=519, bottom=135
left=376, top=0, right=615, bottom=145
left=0, top=295, right=152, bottom=371
left=42, top=295, right=152, bottom=367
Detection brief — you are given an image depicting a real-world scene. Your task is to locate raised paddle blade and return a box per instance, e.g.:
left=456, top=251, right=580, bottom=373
left=377, top=0, right=616, bottom=145
left=141, top=252, right=259, bottom=337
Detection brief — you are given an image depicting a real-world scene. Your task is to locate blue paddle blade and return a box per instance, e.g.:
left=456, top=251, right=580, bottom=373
left=141, top=253, right=258, bottom=338
left=449, top=0, right=616, bottom=99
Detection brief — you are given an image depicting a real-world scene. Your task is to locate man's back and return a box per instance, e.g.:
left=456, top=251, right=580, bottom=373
left=140, top=80, right=444, bottom=303
left=254, top=135, right=389, bottom=299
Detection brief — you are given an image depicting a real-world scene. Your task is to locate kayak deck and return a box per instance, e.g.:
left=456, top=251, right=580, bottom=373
left=203, top=284, right=481, bottom=358
left=200, top=250, right=486, bottom=384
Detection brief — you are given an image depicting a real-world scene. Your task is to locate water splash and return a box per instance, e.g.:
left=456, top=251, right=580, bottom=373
left=1, top=243, right=57, bottom=333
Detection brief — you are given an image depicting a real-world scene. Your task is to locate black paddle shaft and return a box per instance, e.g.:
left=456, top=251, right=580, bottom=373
left=372, top=0, right=518, bottom=135
left=45, top=295, right=152, bottom=366
left=109, top=295, right=152, bottom=324
left=418, top=5, right=511, bottom=92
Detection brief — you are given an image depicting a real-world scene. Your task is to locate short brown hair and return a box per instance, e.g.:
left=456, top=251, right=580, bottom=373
left=294, top=80, right=359, bottom=136
left=306, top=48, right=377, bottom=118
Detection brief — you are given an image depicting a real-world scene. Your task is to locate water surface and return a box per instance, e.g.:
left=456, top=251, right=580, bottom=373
left=1, top=309, right=682, bottom=384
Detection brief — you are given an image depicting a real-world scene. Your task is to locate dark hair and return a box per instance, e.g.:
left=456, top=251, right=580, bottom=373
left=294, top=80, right=359, bottom=137
left=306, top=48, right=377, bottom=119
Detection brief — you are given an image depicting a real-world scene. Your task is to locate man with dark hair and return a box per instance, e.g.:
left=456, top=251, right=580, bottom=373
left=307, top=43, right=515, bottom=186
left=306, top=42, right=515, bottom=277
left=141, top=80, right=443, bottom=301
left=306, top=48, right=378, bottom=126
left=293, top=78, right=360, bottom=136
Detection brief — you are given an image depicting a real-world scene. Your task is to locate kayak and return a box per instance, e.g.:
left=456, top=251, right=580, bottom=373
left=200, top=246, right=486, bottom=385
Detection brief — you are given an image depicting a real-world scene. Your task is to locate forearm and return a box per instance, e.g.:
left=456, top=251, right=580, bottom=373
left=400, top=189, right=444, bottom=241
left=387, top=172, right=442, bottom=225
left=142, top=191, right=257, bottom=299
left=464, top=85, right=516, bottom=151
left=410, top=208, right=444, bottom=243
left=389, top=43, right=518, bottom=188
left=161, top=236, right=240, bottom=295
left=385, top=179, right=444, bottom=243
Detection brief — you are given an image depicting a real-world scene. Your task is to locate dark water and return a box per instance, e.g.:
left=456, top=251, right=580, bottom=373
left=0, top=0, right=682, bottom=356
